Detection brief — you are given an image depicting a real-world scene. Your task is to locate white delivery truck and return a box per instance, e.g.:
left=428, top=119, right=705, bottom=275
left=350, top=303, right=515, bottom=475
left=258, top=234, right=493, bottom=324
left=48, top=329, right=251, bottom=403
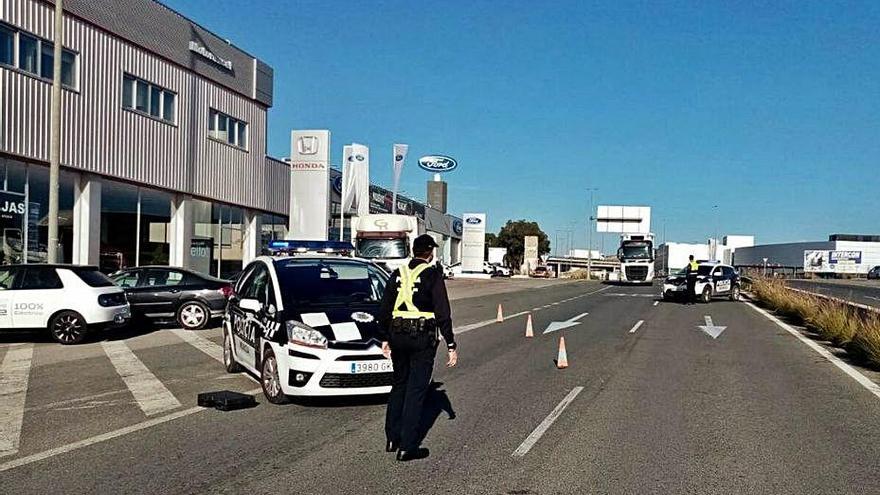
left=617, top=233, right=655, bottom=284
left=350, top=214, right=426, bottom=273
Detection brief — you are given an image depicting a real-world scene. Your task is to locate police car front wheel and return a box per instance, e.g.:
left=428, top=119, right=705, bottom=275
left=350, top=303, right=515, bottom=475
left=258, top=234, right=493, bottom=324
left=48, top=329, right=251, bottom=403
left=700, top=286, right=712, bottom=304
left=261, top=349, right=289, bottom=404
left=49, top=311, right=88, bottom=345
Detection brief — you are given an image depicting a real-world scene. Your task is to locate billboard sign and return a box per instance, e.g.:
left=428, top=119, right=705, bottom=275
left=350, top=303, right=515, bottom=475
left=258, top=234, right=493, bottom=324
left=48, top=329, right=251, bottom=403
left=804, top=250, right=863, bottom=273
left=418, top=155, right=458, bottom=173
left=596, top=205, right=651, bottom=234
left=290, top=130, right=331, bottom=240
left=461, top=213, right=486, bottom=272
left=524, top=235, right=539, bottom=262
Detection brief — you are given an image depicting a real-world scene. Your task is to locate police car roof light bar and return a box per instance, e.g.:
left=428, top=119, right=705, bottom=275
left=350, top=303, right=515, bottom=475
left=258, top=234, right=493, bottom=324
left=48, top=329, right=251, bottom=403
left=267, top=240, right=353, bottom=257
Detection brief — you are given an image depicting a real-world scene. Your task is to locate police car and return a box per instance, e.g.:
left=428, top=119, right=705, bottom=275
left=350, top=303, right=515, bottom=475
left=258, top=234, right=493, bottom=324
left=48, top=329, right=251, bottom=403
left=0, top=264, right=130, bottom=344
left=222, top=241, right=394, bottom=404
left=661, top=262, right=741, bottom=303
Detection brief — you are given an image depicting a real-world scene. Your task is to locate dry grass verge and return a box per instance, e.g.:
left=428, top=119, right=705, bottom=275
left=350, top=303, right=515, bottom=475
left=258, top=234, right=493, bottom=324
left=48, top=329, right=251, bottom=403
left=749, top=277, right=880, bottom=369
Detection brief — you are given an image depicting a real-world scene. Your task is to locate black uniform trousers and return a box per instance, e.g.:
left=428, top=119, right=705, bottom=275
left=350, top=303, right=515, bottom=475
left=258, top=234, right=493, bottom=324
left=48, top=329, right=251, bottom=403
left=686, top=275, right=698, bottom=303
left=385, top=328, right=437, bottom=451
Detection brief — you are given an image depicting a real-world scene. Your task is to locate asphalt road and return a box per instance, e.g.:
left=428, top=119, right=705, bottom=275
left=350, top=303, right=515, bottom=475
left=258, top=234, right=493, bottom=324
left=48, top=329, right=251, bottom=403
left=3, top=280, right=880, bottom=494
left=787, top=279, right=880, bottom=309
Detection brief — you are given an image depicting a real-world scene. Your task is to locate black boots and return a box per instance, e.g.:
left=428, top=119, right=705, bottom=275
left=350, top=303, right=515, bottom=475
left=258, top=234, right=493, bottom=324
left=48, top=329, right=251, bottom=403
left=396, top=448, right=430, bottom=461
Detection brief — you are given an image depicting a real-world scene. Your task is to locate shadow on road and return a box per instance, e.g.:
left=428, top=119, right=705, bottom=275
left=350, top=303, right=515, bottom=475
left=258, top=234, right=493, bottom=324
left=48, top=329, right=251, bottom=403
left=417, top=381, right=456, bottom=445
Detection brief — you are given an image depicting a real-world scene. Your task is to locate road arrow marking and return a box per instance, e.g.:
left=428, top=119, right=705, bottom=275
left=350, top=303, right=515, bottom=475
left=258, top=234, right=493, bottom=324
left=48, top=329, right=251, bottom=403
left=698, top=315, right=726, bottom=339
left=543, top=312, right=589, bottom=334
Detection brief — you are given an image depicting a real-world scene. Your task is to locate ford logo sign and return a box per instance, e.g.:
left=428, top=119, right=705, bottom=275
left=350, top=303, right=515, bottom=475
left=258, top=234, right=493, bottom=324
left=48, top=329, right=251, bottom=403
left=332, top=176, right=343, bottom=194
left=395, top=154, right=404, bottom=162
left=418, top=155, right=458, bottom=173
left=452, top=219, right=463, bottom=235
left=355, top=154, right=365, bottom=161
left=465, top=217, right=482, bottom=225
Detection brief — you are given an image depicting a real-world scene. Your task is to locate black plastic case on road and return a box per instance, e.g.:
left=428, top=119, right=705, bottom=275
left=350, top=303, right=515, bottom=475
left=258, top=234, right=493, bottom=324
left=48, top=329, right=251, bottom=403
left=197, top=391, right=257, bottom=411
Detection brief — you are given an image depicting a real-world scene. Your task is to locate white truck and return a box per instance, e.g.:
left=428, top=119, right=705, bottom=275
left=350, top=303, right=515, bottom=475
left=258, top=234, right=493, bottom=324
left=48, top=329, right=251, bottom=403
left=350, top=214, right=426, bottom=273
left=617, top=233, right=655, bottom=284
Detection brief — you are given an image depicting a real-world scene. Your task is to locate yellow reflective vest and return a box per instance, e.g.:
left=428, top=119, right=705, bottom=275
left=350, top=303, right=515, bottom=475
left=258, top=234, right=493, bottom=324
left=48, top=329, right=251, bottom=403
left=392, top=263, right=436, bottom=320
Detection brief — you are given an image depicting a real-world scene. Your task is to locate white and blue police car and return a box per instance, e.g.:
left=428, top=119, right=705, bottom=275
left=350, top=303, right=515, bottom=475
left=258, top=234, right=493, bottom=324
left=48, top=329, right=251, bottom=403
left=661, top=262, right=741, bottom=303
left=222, top=241, right=394, bottom=404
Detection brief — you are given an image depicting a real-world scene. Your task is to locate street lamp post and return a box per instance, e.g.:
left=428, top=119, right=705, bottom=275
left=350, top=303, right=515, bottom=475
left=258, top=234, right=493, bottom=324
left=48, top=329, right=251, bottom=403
left=586, top=188, right=598, bottom=280
left=47, top=0, right=64, bottom=262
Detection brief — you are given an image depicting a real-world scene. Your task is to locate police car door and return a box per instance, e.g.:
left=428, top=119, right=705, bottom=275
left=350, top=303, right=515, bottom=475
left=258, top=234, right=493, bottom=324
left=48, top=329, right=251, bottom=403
left=712, top=266, right=731, bottom=295
left=230, top=263, right=274, bottom=371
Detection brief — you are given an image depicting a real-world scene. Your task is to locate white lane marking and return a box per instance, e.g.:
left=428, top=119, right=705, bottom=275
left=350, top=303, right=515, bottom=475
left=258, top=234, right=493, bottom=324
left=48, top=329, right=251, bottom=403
left=866, top=295, right=880, bottom=302
left=101, top=341, right=181, bottom=416
left=629, top=320, right=644, bottom=334
left=453, top=286, right=611, bottom=335
left=0, top=387, right=262, bottom=473
left=512, top=386, right=584, bottom=457
left=0, top=344, right=34, bottom=457
left=653, top=301, right=659, bottom=307
left=746, top=302, right=880, bottom=401
left=170, top=329, right=223, bottom=363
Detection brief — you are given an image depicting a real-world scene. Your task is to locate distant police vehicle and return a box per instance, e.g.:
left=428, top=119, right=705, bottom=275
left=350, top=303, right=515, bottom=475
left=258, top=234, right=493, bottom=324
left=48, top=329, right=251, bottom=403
left=661, top=262, right=741, bottom=303
left=222, top=240, right=394, bottom=404
left=0, top=264, right=130, bottom=344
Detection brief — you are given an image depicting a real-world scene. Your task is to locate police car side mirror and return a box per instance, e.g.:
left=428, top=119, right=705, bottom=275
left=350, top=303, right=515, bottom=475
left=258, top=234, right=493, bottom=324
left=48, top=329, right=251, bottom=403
left=239, top=298, right=262, bottom=313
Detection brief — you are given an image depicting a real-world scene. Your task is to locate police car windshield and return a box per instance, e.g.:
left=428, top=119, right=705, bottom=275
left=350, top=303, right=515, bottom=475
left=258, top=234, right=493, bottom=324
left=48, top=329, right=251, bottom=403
left=356, top=238, right=409, bottom=259
left=275, top=259, right=387, bottom=307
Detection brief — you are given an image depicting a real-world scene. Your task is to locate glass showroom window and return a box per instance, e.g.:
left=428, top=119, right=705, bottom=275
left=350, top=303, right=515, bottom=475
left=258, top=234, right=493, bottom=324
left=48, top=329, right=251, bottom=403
left=101, top=181, right=138, bottom=273
left=261, top=213, right=288, bottom=249
left=100, top=181, right=173, bottom=272
left=122, top=74, right=176, bottom=123
left=208, top=109, right=247, bottom=150
left=0, top=159, right=74, bottom=265
left=0, top=25, right=13, bottom=66
left=139, top=188, right=171, bottom=266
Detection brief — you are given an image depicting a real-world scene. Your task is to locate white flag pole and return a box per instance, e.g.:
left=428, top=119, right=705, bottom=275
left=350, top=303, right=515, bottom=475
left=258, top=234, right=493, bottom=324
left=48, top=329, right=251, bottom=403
left=391, top=144, right=408, bottom=215
left=340, top=145, right=352, bottom=241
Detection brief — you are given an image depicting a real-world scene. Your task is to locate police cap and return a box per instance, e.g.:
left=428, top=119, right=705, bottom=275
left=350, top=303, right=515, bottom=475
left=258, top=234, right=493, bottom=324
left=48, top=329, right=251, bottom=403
left=413, top=234, right=440, bottom=254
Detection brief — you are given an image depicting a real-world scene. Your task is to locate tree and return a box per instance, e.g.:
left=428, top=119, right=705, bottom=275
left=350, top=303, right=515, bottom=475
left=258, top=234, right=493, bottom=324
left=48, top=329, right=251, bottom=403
left=484, top=233, right=498, bottom=259
left=496, top=219, right=550, bottom=270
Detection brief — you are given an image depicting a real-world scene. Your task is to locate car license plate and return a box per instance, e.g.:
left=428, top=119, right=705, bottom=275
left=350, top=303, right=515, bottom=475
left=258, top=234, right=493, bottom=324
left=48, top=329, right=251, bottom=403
left=349, top=361, right=393, bottom=374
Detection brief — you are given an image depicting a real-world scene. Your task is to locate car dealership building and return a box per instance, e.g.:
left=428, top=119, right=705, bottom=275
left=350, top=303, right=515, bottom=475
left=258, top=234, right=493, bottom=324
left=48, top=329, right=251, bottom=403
left=1, top=0, right=460, bottom=278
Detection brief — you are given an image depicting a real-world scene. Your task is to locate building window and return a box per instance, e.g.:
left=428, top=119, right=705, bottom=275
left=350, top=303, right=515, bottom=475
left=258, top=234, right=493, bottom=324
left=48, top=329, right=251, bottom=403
left=208, top=109, right=247, bottom=150
left=122, top=73, right=176, bottom=124
left=0, top=25, right=14, bottom=65
left=0, top=24, right=77, bottom=89
left=18, top=34, right=38, bottom=74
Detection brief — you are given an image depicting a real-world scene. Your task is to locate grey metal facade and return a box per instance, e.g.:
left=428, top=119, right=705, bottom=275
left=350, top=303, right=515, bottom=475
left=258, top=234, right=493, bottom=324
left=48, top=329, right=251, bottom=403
left=0, top=0, right=289, bottom=215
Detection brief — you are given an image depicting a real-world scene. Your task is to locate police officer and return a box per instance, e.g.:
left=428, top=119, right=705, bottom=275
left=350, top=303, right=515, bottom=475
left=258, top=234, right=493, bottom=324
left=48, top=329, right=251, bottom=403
left=685, top=254, right=699, bottom=305
left=378, top=234, right=457, bottom=462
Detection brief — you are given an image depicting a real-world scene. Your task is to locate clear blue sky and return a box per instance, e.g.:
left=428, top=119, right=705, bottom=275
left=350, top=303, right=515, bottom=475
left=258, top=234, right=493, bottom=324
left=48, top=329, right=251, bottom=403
left=166, top=0, right=879, bottom=250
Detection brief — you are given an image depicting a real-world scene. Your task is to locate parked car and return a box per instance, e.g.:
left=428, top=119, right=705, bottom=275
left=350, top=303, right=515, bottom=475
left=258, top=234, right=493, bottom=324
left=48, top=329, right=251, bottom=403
left=110, top=266, right=232, bottom=330
left=531, top=266, right=551, bottom=278
left=0, top=264, right=130, bottom=344
left=442, top=262, right=460, bottom=279
left=491, top=263, right=512, bottom=277
left=869, top=266, right=880, bottom=280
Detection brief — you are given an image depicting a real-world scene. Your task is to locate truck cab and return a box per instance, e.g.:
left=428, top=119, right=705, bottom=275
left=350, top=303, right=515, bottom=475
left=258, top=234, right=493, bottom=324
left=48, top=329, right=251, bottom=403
left=617, top=233, right=655, bottom=284
left=350, top=214, right=426, bottom=273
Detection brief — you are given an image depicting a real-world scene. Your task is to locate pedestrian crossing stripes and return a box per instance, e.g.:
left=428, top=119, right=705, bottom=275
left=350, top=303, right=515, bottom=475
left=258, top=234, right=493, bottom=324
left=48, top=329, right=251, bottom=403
left=0, top=344, right=33, bottom=457
left=101, top=340, right=182, bottom=416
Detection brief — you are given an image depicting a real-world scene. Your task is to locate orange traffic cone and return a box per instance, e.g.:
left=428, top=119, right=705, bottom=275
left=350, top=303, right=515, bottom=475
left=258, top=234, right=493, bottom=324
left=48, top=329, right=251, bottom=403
left=496, top=304, right=504, bottom=323
left=556, top=336, right=569, bottom=369
left=525, top=314, right=534, bottom=338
